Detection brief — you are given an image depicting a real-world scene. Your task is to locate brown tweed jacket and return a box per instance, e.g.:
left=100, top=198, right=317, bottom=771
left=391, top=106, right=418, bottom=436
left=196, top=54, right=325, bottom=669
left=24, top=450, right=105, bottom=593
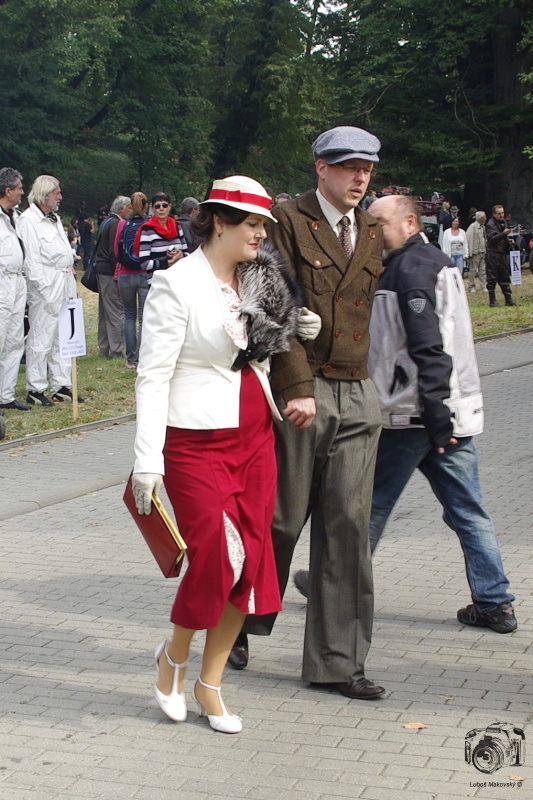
left=268, top=190, right=383, bottom=402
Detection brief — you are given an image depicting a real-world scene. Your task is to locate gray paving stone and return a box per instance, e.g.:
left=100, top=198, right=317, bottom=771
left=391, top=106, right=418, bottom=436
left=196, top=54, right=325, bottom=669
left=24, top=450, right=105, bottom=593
left=0, top=333, right=532, bottom=799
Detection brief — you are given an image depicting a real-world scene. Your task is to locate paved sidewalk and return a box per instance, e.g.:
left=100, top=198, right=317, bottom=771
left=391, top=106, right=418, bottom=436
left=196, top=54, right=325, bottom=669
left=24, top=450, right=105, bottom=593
left=0, top=334, right=532, bottom=800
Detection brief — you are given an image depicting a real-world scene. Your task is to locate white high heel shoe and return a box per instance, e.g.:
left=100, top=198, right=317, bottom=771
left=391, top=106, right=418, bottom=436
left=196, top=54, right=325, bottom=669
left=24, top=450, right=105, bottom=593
left=153, top=640, right=187, bottom=722
left=193, top=677, right=242, bottom=733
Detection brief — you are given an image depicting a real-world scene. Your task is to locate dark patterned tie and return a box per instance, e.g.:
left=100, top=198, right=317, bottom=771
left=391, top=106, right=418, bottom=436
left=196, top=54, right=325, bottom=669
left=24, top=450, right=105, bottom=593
left=46, top=212, right=58, bottom=223
left=339, top=215, right=353, bottom=259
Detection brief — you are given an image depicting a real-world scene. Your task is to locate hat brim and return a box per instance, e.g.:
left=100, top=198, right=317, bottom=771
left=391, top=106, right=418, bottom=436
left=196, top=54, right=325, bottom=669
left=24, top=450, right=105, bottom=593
left=199, top=198, right=277, bottom=222
left=320, top=151, right=380, bottom=165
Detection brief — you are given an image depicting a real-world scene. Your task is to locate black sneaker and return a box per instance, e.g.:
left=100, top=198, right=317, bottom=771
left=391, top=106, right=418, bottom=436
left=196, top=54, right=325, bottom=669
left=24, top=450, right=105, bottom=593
left=457, top=602, right=517, bottom=634
left=51, top=387, right=85, bottom=403
left=0, top=400, right=31, bottom=411
left=26, top=391, right=53, bottom=407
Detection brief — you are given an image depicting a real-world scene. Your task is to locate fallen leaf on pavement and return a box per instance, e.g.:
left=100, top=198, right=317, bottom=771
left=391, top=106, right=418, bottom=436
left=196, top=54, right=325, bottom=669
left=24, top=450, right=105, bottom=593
left=403, top=722, right=428, bottom=730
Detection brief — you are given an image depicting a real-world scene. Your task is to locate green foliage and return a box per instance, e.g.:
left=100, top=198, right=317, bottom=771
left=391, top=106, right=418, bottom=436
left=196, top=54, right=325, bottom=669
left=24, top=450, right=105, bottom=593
left=0, top=0, right=532, bottom=211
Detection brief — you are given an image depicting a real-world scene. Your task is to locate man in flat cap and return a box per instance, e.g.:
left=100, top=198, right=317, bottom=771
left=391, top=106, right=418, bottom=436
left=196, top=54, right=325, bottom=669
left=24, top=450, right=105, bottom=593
left=230, top=126, right=385, bottom=700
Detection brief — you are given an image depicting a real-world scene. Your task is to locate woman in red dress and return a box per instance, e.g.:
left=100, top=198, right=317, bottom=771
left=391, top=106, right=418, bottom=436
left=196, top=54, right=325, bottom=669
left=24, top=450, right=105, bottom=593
left=131, top=176, right=317, bottom=733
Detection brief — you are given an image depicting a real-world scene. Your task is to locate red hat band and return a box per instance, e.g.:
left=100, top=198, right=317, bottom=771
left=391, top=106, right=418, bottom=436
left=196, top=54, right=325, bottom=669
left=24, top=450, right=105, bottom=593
left=208, top=189, right=272, bottom=211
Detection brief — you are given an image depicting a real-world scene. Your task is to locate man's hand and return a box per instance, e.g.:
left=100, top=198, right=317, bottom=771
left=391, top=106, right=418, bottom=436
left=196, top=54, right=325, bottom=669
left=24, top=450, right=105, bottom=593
left=132, top=472, right=163, bottom=515
left=282, top=397, right=316, bottom=429
left=436, top=437, right=458, bottom=454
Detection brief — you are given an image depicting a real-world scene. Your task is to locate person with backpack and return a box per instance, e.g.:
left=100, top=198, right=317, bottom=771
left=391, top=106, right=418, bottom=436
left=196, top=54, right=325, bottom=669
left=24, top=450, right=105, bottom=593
left=94, top=195, right=131, bottom=359
left=134, top=192, right=188, bottom=283
left=115, top=192, right=150, bottom=369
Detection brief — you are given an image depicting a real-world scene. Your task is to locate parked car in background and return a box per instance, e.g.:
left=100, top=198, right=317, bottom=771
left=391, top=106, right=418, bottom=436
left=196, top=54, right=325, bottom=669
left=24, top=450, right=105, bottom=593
left=418, top=199, right=440, bottom=247
left=380, top=185, right=411, bottom=196
left=506, top=221, right=533, bottom=267
left=419, top=200, right=442, bottom=215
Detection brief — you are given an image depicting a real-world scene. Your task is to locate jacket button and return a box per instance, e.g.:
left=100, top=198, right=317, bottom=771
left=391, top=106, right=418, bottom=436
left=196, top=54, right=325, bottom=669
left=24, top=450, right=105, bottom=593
left=355, top=297, right=361, bottom=306
left=353, top=332, right=360, bottom=341
left=369, top=230, right=376, bottom=239
left=323, top=364, right=332, bottom=374
left=335, top=295, right=342, bottom=302
left=373, top=269, right=379, bottom=277
left=351, top=368, right=359, bottom=377
left=313, top=259, right=321, bottom=267
left=335, top=329, right=341, bottom=338
left=311, top=221, right=319, bottom=231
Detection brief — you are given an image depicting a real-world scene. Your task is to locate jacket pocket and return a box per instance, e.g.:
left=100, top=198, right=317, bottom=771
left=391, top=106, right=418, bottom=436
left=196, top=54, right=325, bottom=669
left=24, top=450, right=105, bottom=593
left=389, top=362, right=409, bottom=394
left=298, top=246, right=338, bottom=295
left=361, top=257, right=381, bottom=300
left=0, top=232, right=13, bottom=259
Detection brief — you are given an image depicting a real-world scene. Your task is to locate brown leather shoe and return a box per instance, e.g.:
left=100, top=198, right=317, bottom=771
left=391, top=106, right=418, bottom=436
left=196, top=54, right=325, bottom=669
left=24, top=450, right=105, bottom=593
left=311, top=677, right=385, bottom=699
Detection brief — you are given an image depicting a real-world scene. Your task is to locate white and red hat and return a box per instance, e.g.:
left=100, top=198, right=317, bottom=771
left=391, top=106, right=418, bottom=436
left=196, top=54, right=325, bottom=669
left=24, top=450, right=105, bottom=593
left=200, top=175, right=276, bottom=222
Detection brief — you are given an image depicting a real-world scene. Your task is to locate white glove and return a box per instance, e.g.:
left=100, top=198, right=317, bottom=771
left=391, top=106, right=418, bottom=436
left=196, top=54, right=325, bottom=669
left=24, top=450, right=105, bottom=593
left=297, top=307, right=322, bottom=341
left=132, top=472, right=163, bottom=515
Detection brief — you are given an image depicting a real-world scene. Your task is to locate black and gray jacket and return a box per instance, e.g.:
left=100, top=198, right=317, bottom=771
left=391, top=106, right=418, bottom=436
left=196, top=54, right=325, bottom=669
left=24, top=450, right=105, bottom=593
left=232, top=241, right=302, bottom=371
left=368, top=232, right=483, bottom=448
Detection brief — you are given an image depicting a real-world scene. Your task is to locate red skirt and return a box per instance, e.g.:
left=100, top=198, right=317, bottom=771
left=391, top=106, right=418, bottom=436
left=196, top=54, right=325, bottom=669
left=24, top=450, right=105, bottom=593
left=163, top=367, right=282, bottom=629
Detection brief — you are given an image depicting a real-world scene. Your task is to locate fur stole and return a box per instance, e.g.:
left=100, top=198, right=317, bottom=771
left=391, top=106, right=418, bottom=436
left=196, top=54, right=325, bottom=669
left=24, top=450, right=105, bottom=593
left=232, top=242, right=302, bottom=371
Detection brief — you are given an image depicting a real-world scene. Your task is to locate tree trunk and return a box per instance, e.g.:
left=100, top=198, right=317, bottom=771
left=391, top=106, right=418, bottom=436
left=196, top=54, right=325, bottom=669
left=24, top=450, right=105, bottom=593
left=489, top=3, right=533, bottom=223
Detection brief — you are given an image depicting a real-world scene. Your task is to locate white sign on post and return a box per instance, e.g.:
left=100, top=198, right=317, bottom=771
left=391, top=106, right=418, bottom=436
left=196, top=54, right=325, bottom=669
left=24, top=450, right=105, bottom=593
left=510, top=251, right=522, bottom=286
left=58, top=298, right=87, bottom=358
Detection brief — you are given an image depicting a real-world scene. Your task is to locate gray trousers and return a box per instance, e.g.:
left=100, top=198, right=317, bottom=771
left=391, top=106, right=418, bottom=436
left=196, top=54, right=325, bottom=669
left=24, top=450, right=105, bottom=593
left=244, top=377, right=381, bottom=683
left=97, top=274, right=124, bottom=358
left=468, top=253, right=486, bottom=290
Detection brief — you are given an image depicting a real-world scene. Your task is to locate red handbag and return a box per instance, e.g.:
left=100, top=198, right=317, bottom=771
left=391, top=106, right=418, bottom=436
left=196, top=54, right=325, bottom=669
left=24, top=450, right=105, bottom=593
left=123, top=472, right=187, bottom=578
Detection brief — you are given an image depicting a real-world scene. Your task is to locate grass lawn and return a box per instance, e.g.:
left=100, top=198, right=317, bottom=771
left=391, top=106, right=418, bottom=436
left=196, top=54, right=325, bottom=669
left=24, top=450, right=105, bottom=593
left=2, top=264, right=533, bottom=442
left=469, top=266, right=533, bottom=337
left=5, top=278, right=137, bottom=442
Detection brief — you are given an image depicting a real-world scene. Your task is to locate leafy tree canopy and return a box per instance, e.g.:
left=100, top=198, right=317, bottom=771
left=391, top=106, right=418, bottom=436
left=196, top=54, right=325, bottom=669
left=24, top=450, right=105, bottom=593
left=0, top=0, right=532, bottom=218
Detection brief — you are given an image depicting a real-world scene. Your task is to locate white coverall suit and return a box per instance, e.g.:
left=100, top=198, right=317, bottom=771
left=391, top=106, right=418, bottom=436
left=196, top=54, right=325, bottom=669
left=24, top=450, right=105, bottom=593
left=0, top=206, right=27, bottom=403
left=18, top=204, right=76, bottom=394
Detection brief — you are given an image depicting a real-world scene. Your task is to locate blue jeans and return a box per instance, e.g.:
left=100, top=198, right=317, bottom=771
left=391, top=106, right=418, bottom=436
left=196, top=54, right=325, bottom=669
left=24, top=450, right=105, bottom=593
left=118, top=272, right=149, bottom=364
left=451, top=254, right=464, bottom=274
left=370, top=428, right=514, bottom=611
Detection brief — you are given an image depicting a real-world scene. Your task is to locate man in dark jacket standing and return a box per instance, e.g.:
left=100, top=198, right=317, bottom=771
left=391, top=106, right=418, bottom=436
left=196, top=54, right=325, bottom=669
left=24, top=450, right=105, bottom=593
left=95, top=195, right=131, bottom=359
left=485, top=204, right=515, bottom=307
left=231, top=126, right=385, bottom=700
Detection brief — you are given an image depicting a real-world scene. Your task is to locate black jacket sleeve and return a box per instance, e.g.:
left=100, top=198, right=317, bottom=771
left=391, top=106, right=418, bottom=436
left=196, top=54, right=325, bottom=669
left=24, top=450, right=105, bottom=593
left=397, top=259, right=454, bottom=447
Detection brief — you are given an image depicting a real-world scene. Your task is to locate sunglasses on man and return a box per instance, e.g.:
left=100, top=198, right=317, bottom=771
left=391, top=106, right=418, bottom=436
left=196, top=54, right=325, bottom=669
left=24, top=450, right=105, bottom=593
left=153, top=202, right=170, bottom=210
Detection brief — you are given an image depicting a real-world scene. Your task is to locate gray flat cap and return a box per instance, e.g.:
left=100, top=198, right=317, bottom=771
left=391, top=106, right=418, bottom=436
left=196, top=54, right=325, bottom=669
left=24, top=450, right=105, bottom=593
left=312, top=126, right=381, bottom=164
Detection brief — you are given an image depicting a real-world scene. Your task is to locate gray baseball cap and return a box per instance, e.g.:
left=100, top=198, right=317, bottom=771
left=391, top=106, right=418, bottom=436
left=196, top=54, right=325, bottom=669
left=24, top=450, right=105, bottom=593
left=312, top=126, right=381, bottom=164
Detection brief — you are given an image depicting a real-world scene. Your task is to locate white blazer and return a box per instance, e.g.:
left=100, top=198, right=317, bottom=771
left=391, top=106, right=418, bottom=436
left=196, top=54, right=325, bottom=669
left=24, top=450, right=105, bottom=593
left=134, top=247, right=282, bottom=475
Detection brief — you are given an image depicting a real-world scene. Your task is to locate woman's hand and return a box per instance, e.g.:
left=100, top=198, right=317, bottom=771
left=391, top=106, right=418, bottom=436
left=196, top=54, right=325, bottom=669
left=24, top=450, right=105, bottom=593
left=297, top=307, right=322, bottom=341
left=167, top=249, right=184, bottom=266
left=132, top=472, right=163, bottom=514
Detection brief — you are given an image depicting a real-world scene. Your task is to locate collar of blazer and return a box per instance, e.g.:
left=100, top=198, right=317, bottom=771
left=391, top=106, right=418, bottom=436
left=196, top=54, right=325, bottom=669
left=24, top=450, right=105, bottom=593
left=292, top=190, right=382, bottom=285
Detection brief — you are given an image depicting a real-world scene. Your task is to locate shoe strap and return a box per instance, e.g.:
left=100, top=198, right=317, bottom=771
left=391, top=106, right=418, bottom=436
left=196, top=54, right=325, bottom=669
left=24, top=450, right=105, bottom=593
left=164, top=643, right=187, bottom=670
left=197, top=676, right=221, bottom=693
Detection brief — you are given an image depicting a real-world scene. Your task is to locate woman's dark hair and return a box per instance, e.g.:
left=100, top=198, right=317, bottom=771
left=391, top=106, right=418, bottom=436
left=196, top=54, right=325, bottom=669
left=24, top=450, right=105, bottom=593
left=151, top=192, right=170, bottom=205
left=192, top=203, right=249, bottom=238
